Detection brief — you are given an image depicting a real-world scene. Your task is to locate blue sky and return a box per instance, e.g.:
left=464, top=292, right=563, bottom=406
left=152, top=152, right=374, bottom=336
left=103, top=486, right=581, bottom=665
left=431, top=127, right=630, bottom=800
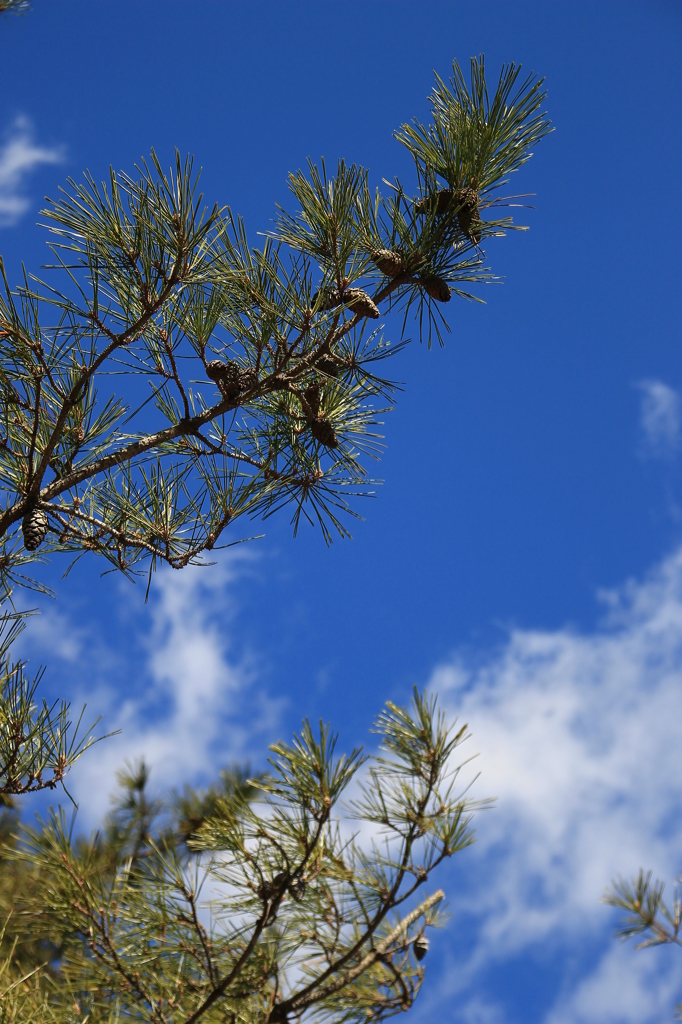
left=2, top=1, right=682, bottom=1021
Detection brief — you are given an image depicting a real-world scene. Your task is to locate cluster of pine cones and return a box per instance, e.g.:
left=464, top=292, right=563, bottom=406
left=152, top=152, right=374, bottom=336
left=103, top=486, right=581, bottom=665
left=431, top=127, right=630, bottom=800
left=414, top=184, right=483, bottom=245
left=312, top=285, right=380, bottom=320
left=371, top=248, right=451, bottom=303
left=206, top=359, right=258, bottom=401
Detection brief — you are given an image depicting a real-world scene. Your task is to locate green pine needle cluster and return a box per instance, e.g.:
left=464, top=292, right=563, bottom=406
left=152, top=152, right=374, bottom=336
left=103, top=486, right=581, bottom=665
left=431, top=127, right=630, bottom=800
left=1, top=690, right=487, bottom=1024
left=0, top=58, right=550, bottom=594
left=0, top=608, right=104, bottom=799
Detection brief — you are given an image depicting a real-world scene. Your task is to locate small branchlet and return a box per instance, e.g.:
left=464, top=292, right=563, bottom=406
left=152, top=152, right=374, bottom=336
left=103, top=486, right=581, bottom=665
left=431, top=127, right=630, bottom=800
left=0, top=608, right=106, bottom=798
left=602, top=870, right=682, bottom=950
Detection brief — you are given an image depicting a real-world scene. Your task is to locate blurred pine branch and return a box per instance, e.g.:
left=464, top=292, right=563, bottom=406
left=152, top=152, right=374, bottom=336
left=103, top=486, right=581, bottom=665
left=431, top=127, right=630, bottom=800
left=1, top=690, right=488, bottom=1024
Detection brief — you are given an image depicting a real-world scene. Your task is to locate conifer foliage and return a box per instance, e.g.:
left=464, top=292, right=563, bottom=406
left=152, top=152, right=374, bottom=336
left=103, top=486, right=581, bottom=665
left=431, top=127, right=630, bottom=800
left=0, top=58, right=549, bottom=586
left=2, top=691, right=486, bottom=1024
left=0, top=15, right=552, bottom=1022
left=0, top=53, right=550, bottom=803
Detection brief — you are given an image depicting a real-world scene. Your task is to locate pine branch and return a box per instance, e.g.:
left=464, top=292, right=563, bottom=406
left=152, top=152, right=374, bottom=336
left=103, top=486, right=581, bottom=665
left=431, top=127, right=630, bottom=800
left=0, top=58, right=550, bottom=595
left=603, top=870, right=682, bottom=950
left=0, top=609, right=107, bottom=797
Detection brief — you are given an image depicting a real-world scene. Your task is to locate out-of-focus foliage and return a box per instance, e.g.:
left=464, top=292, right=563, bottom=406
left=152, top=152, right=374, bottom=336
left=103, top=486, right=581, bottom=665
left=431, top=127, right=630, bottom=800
left=603, top=869, right=682, bottom=1017
left=0, top=0, right=30, bottom=18
left=1, top=690, right=486, bottom=1024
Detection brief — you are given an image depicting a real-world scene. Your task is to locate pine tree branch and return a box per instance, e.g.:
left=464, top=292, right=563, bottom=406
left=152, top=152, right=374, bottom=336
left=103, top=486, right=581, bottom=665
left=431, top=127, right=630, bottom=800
left=287, top=890, right=443, bottom=1015
left=27, top=250, right=187, bottom=504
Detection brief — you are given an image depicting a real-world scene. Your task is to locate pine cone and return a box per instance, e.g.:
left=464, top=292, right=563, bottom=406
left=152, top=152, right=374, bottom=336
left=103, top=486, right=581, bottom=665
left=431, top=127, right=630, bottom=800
left=206, top=359, right=240, bottom=399
left=303, top=384, right=321, bottom=419
left=258, top=871, right=287, bottom=901
left=415, top=189, right=453, bottom=216
left=420, top=277, right=451, bottom=303
left=22, top=507, right=48, bottom=552
left=206, top=360, right=258, bottom=400
left=315, top=354, right=341, bottom=378
left=238, top=366, right=258, bottom=392
left=455, top=186, right=481, bottom=244
left=312, top=287, right=340, bottom=312
left=413, top=934, right=429, bottom=961
left=372, top=249, right=404, bottom=277
left=344, top=288, right=380, bottom=319
left=415, top=187, right=482, bottom=242
left=313, top=287, right=380, bottom=320
left=289, top=876, right=306, bottom=902
left=310, top=417, right=338, bottom=449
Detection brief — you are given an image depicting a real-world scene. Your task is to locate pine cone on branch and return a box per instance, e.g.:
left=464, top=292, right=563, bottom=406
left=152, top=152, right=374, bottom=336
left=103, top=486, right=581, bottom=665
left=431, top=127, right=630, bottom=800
left=258, top=871, right=287, bottom=901
left=414, top=189, right=453, bottom=217
left=345, top=288, right=380, bottom=319
left=315, top=354, right=341, bottom=378
left=455, top=186, right=482, bottom=244
left=413, top=934, right=429, bottom=961
left=206, top=360, right=258, bottom=400
left=289, top=876, right=306, bottom=902
left=372, top=249, right=405, bottom=277
left=415, top=186, right=482, bottom=244
left=237, top=366, right=258, bottom=392
left=312, top=287, right=380, bottom=320
left=419, top=276, right=451, bottom=303
left=310, top=417, right=339, bottom=449
left=303, top=384, right=321, bottom=419
left=22, top=507, right=48, bottom=551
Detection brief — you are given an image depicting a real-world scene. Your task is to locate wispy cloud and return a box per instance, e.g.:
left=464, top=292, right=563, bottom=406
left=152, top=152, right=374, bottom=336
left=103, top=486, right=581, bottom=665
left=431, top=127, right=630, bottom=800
left=18, top=542, right=682, bottom=1020
left=23, top=555, right=285, bottom=826
left=636, top=379, right=681, bottom=458
left=418, top=545, right=682, bottom=1022
left=0, top=116, right=63, bottom=227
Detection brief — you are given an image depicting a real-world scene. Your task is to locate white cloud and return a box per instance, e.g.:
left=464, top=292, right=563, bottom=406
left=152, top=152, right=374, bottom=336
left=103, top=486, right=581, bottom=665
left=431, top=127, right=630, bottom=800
left=17, top=539, right=682, bottom=1020
left=0, top=116, right=63, bottom=227
left=21, top=605, right=85, bottom=663
left=636, top=379, right=681, bottom=458
left=546, top=943, right=681, bottom=1024
left=422, top=545, right=682, bottom=1022
left=24, top=555, right=284, bottom=826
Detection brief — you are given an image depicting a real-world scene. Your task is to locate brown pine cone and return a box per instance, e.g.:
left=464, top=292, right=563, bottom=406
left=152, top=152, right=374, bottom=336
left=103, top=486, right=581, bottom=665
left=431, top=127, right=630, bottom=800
left=344, top=288, right=380, bottom=319
left=303, top=383, right=321, bottom=418
left=372, top=249, right=404, bottom=277
left=310, top=416, right=339, bottom=448
left=206, top=360, right=257, bottom=400
left=414, top=189, right=453, bottom=216
left=455, top=186, right=482, bottom=243
left=22, top=507, right=48, bottom=552
left=315, top=354, right=341, bottom=377
left=258, top=871, right=287, bottom=901
left=311, top=287, right=341, bottom=312
left=415, top=187, right=482, bottom=242
left=289, top=876, right=306, bottom=902
left=312, top=287, right=380, bottom=320
left=237, top=366, right=258, bottom=392
left=206, top=359, right=240, bottom=399
left=420, top=277, right=451, bottom=303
